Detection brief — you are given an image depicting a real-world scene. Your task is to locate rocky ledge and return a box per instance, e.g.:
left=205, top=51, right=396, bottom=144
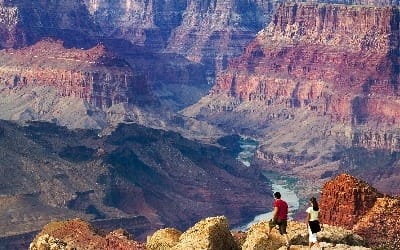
left=29, top=216, right=368, bottom=250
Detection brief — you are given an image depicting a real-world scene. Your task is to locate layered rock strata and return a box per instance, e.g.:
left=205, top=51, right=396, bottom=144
left=83, top=0, right=187, bottom=50
left=165, top=0, right=275, bottom=72
left=0, top=39, right=149, bottom=110
left=320, top=173, right=400, bottom=247
left=211, top=3, right=400, bottom=126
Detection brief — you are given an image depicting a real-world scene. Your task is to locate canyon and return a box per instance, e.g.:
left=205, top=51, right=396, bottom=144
left=183, top=2, right=400, bottom=197
left=1, top=0, right=400, bottom=248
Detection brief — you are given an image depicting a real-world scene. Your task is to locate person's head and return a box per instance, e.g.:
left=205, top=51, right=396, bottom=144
left=310, top=197, right=319, bottom=211
left=274, top=192, right=281, bottom=199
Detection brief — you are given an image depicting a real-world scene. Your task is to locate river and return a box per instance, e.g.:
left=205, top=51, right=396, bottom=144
left=234, top=137, right=300, bottom=231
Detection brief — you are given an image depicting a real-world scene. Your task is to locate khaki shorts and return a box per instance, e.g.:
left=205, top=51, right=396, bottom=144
left=269, top=219, right=287, bottom=235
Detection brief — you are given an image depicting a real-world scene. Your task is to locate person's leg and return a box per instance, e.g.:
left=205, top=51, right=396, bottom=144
left=314, top=238, right=320, bottom=248
left=309, top=234, right=318, bottom=249
left=284, top=233, right=289, bottom=244
left=308, top=226, right=315, bottom=249
left=280, top=221, right=289, bottom=246
left=267, top=219, right=276, bottom=237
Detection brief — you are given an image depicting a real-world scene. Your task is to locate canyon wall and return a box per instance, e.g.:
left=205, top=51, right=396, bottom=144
left=180, top=2, right=400, bottom=196
left=211, top=3, right=400, bottom=125
left=0, top=0, right=99, bottom=48
left=165, top=0, right=276, bottom=72
left=0, top=40, right=149, bottom=110
left=83, top=0, right=187, bottom=50
left=187, top=3, right=400, bottom=153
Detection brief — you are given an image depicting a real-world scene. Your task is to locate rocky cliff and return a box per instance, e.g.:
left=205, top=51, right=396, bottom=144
left=320, top=173, right=400, bottom=248
left=210, top=3, right=400, bottom=125
left=187, top=2, right=400, bottom=135
left=0, top=0, right=99, bottom=49
left=0, top=39, right=149, bottom=109
left=83, top=0, right=187, bottom=50
left=165, top=0, right=275, bottom=72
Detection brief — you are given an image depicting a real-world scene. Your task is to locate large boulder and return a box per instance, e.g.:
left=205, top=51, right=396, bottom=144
left=171, top=216, right=239, bottom=250
left=146, top=228, right=182, bottom=250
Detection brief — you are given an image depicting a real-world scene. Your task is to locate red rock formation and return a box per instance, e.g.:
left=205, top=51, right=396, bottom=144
left=29, top=218, right=146, bottom=250
left=0, top=39, right=150, bottom=109
left=211, top=3, right=400, bottom=126
left=320, top=173, right=400, bottom=247
left=354, top=196, right=400, bottom=247
left=319, top=173, right=383, bottom=229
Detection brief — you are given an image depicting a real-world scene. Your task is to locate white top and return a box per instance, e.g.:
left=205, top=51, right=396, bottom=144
left=306, top=206, right=319, bottom=221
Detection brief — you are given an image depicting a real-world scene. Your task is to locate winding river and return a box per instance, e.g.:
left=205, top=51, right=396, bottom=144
left=234, top=137, right=300, bottom=231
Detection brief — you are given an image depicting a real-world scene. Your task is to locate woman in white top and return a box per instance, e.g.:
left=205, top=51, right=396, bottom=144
left=306, top=197, right=322, bottom=249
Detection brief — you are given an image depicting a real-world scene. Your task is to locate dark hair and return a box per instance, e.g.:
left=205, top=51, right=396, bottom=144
left=310, top=197, right=319, bottom=211
left=274, top=192, right=281, bottom=199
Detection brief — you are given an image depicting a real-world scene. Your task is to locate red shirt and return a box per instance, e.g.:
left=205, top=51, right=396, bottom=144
left=274, top=199, right=288, bottom=221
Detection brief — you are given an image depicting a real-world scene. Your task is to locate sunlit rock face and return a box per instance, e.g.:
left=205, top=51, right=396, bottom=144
left=211, top=2, right=400, bottom=126
left=187, top=3, right=400, bottom=146
left=320, top=173, right=400, bottom=248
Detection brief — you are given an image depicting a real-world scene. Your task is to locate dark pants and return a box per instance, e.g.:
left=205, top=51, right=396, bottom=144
left=269, top=219, right=287, bottom=235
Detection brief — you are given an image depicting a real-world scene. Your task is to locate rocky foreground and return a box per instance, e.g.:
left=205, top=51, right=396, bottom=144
left=28, top=173, right=400, bottom=250
left=29, top=216, right=369, bottom=250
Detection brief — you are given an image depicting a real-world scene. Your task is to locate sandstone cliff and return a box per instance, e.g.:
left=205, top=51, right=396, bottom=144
left=0, top=39, right=149, bottom=110
left=210, top=3, right=400, bottom=125
left=320, top=173, right=400, bottom=248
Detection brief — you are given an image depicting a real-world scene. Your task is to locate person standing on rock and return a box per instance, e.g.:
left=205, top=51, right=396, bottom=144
left=306, top=197, right=322, bottom=249
left=267, top=191, right=290, bottom=248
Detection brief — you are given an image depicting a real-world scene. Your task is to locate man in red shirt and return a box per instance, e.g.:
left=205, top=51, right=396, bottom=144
left=267, top=192, right=290, bottom=248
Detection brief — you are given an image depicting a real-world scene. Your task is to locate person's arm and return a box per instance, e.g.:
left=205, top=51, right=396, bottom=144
left=272, top=206, right=278, bottom=221
left=319, top=210, right=323, bottom=230
left=305, top=211, right=310, bottom=229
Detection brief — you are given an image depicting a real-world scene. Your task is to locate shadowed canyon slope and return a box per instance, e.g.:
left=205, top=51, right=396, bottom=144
left=183, top=2, right=400, bottom=195
left=0, top=120, right=272, bottom=243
